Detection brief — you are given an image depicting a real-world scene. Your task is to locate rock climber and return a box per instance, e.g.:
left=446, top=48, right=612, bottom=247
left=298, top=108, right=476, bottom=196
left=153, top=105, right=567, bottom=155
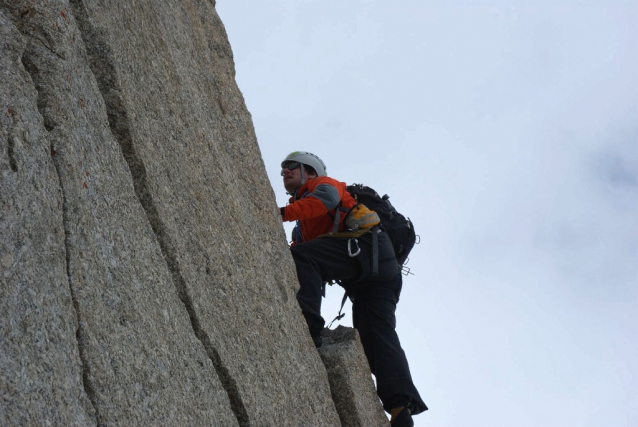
left=279, top=151, right=427, bottom=427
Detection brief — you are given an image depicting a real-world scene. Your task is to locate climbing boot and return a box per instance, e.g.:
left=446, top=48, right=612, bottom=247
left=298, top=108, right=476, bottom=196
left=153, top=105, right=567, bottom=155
left=312, top=335, right=322, bottom=348
left=390, top=401, right=414, bottom=427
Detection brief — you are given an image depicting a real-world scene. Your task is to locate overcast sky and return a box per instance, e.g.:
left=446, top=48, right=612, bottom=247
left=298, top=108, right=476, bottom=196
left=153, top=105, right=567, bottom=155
left=216, top=2, right=638, bottom=426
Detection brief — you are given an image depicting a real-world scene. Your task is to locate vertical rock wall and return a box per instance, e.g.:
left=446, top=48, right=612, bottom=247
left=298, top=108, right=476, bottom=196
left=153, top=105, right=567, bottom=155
left=1, top=1, right=341, bottom=425
left=1, top=13, right=96, bottom=426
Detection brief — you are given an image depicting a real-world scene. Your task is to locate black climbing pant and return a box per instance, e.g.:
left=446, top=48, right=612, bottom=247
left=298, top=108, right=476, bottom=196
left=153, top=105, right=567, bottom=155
left=291, top=231, right=428, bottom=415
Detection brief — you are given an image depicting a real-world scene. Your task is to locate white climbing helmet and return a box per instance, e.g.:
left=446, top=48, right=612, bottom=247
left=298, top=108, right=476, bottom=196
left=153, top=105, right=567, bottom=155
left=280, top=151, right=327, bottom=177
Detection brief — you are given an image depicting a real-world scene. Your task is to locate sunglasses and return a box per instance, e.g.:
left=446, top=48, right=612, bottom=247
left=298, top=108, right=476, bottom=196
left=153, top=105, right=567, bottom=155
left=280, top=161, right=302, bottom=175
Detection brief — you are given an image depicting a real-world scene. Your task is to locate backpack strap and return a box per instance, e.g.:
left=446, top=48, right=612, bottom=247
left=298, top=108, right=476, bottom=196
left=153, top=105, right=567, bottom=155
left=331, top=207, right=341, bottom=234
left=372, top=227, right=379, bottom=275
left=328, top=203, right=350, bottom=235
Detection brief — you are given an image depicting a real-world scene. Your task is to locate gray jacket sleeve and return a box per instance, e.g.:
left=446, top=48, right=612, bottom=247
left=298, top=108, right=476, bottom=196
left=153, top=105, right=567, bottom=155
left=308, top=183, right=340, bottom=210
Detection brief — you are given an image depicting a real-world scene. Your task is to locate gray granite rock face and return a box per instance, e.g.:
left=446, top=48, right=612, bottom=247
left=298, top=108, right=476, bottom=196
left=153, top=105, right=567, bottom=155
left=320, top=327, right=390, bottom=427
left=1, top=12, right=95, bottom=425
left=2, top=3, right=237, bottom=425
left=2, top=1, right=342, bottom=426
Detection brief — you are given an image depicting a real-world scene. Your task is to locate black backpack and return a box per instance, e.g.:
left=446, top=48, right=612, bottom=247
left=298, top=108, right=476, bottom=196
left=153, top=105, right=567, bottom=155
left=346, top=184, right=416, bottom=267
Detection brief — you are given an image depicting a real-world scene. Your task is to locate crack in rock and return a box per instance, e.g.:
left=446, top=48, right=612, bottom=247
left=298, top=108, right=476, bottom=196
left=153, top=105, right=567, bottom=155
left=7, top=136, right=18, bottom=172
left=67, top=1, right=249, bottom=424
left=18, top=35, right=102, bottom=427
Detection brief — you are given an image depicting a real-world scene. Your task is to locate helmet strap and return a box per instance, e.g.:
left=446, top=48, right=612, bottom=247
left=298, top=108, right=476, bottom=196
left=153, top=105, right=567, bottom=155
left=288, top=163, right=306, bottom=199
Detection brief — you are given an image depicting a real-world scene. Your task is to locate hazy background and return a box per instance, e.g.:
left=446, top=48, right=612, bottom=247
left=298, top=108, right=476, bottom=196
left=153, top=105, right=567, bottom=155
left=216, top=2, right=638, bottom=426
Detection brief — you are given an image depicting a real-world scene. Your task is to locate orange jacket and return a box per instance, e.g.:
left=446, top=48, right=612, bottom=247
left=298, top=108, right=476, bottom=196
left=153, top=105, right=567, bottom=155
left=282, top=176, right=357, bottom=244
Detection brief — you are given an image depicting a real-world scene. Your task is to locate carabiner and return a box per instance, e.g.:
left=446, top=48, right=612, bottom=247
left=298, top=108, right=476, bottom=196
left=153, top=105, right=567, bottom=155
left=348, top=238, right=361, bottom=257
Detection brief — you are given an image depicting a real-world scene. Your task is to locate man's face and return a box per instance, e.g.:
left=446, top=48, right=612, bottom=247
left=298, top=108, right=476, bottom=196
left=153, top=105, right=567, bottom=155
left=282, top=161, right=313, bottom=194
